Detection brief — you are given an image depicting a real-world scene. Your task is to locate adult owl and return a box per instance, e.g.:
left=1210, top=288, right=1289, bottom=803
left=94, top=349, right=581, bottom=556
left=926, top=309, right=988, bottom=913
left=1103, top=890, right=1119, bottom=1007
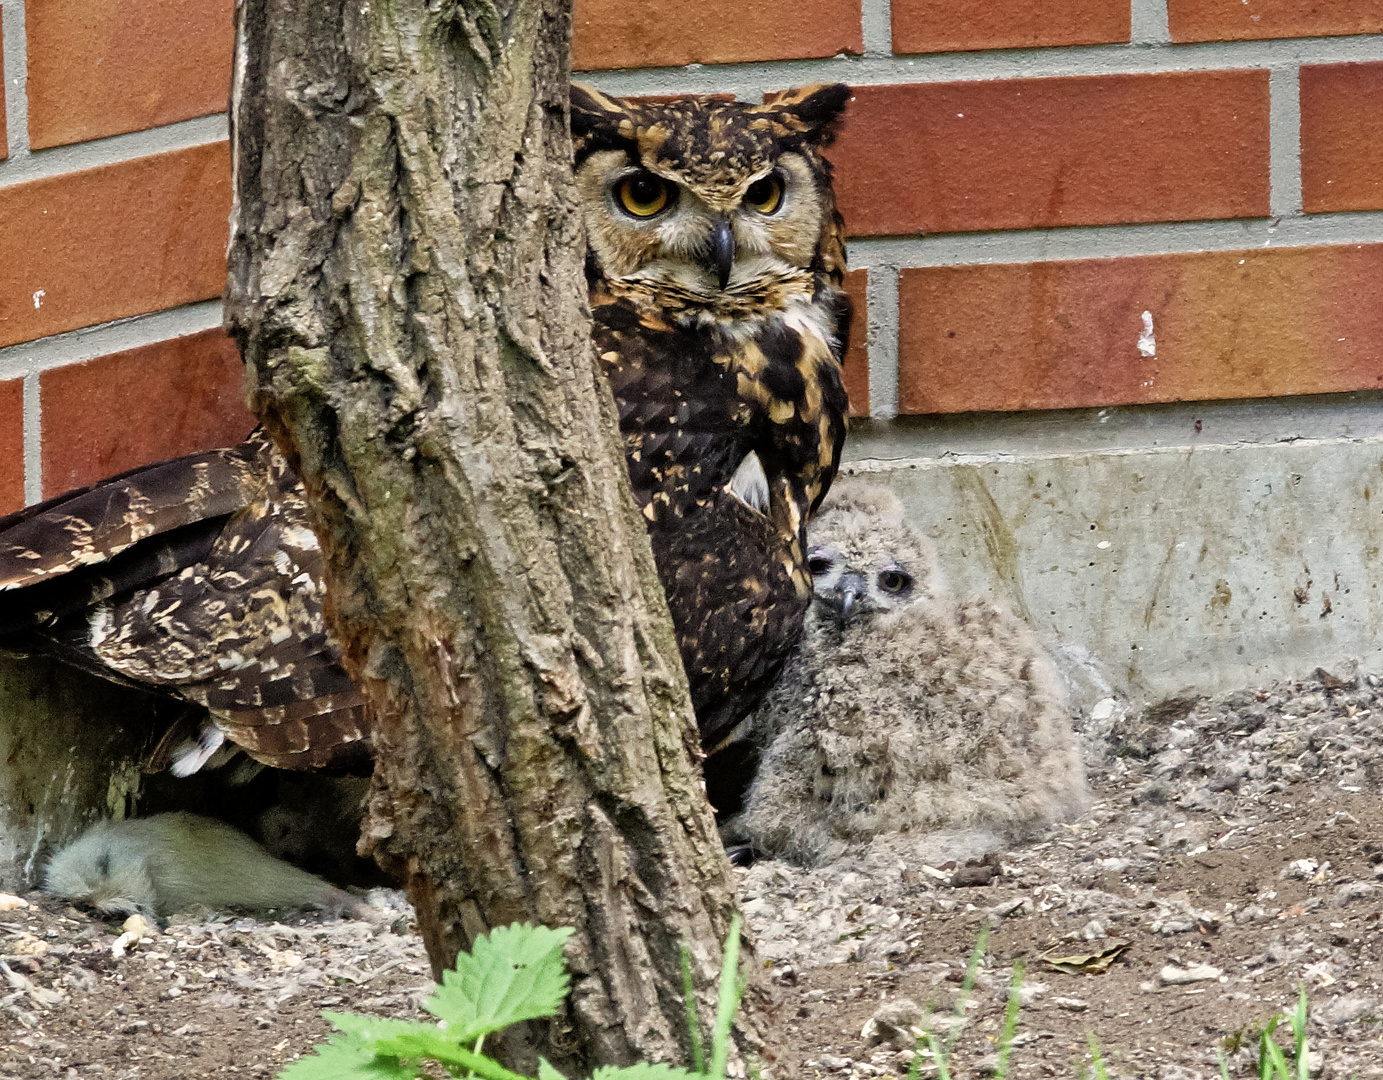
left=571, top=83, right=852, bottom=810
left=728, top=480, right=1087, bottom=867
left=0, top=85, right=852, bottom=806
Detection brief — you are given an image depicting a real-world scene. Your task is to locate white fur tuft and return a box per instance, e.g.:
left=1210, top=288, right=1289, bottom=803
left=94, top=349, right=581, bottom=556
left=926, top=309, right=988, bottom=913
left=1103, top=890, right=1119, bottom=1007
left=727, top=452, right=771, bottom=515
left=168, top=721, right=227, bottom=778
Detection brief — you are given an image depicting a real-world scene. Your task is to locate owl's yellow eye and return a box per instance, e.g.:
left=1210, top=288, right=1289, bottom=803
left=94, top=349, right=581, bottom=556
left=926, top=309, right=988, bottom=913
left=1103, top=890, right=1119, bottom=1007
left=616, top=173, right=673, bottom=218
left=744, top=172, right=784, bottom=215
left=877, top=568, right=913, bottom=594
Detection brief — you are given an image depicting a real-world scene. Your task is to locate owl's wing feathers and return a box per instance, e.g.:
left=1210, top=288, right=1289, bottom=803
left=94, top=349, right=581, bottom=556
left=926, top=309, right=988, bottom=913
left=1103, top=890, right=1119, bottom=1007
left=0, top=430, right=369, bottom=772
left=0, top=433, right=273, bottom=594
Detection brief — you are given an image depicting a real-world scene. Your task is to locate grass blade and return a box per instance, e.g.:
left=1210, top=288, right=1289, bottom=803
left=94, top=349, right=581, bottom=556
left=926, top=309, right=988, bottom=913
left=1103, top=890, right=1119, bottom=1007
left=992, top=959, right=1026, bottom=1079
left=917, top=1030, right=950, bottom=1080
left=1261, top=1020, right=1291, bottom=1080
left=708, top=915, right=745, bottom=1080
left=944, top=926, right=990, bottom=1058
left=680, top=946, right=706, bottom=1075
left=1291, top=986, right=1310, bottom=1080
left=1086, top=1034, right=1111, bottom=1080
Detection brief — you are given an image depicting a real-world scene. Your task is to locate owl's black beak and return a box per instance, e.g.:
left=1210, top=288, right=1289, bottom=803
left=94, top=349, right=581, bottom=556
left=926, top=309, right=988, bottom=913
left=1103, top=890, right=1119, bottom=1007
left=708, top=218, right=735, bottom=290
left=837, top=572, right=868, bottom=623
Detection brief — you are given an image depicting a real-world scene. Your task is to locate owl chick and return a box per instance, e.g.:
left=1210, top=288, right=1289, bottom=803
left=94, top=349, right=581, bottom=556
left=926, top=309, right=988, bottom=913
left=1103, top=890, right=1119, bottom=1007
left=735, top=480, right=1087, bottom=867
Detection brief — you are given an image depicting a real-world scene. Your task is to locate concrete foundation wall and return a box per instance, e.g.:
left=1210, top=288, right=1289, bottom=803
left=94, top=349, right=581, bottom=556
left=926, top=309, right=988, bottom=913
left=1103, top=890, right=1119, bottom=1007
left=0, top=654, right=158, bottom=892
left=845, top=408, right=1383, bottom=702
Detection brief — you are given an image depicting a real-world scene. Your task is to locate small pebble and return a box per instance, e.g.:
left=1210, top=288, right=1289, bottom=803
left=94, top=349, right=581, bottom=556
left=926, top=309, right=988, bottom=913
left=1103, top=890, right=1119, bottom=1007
left=1160, top=963, right=1223, bottom=985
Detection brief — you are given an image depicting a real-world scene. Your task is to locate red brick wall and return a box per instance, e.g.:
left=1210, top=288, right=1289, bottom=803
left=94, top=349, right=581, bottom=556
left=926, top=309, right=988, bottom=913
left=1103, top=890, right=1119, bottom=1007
left=1, top=0, right=1380, bottom=511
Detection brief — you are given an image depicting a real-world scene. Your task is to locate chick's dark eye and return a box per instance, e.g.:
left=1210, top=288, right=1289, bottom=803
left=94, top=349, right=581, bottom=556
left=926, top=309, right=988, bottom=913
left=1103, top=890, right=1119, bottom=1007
left=616, top=172, right=674, bottom=218
left=807, top=554, right=832, bottom=576
left=744, top=173, right=784, bottom=214
left=877, top=569, right=912, bottom=593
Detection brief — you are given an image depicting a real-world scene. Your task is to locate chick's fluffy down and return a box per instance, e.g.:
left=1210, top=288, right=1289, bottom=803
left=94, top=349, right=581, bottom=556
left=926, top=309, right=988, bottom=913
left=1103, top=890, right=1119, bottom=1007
left=738, top=482, right=1087, bottom=867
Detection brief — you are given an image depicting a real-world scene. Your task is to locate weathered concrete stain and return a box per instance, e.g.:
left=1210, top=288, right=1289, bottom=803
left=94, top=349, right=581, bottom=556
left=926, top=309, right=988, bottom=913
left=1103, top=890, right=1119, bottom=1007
left=1142, top=538, right=1179, bottom=630
left=951, top=465, right=1033, bottom=622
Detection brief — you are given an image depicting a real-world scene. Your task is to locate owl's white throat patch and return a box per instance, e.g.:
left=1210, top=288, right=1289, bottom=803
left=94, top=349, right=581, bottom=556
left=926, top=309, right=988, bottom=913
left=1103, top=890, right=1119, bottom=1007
left=728, top=452, right=770, bottom=515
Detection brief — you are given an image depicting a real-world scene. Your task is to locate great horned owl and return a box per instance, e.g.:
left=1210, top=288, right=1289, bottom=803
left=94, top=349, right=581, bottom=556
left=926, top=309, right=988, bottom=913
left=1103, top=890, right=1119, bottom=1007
left=0, top=86, right=852, bottom=802
left=733, top=480, right=1087, bottom=867
left=571, top=84, right=852, bottom=811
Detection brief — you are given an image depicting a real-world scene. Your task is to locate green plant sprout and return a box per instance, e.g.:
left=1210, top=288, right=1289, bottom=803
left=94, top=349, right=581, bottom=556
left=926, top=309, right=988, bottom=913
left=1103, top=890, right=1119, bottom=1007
left=1215, top=985, right=1314, bottom=1080
left=907, top=927, right=1014, bottom=1080
left=276, top=917, right=746, bottom=1080
left=1085, top=1034, right=1112, bottom=1080
left=992, top=959, right=1026, bottom=1077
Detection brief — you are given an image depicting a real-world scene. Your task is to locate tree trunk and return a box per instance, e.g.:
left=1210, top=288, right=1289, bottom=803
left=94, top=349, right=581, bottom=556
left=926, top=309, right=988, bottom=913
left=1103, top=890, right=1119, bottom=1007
left=224, top=0, right=756, bottom=1071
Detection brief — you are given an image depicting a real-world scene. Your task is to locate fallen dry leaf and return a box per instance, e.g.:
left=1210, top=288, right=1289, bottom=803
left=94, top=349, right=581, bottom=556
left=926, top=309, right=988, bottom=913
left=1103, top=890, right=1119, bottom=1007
left=1040, top=938, right=1131, bottom=975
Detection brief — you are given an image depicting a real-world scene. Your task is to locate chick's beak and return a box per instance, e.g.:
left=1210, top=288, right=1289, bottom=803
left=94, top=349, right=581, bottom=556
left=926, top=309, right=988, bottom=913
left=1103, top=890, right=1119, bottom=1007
left=837, top=572, right=867, bottom=624
left=709, top=218, right=734, bottom=290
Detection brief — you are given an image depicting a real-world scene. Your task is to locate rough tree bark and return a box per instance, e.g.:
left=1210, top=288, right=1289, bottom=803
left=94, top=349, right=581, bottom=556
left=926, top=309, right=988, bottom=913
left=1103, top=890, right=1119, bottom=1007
left=224, top=0, right=757, bottom=1070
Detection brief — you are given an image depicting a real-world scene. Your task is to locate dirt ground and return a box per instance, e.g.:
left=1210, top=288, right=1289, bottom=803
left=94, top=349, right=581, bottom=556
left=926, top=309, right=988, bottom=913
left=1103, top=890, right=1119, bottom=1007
left=3, top=669, right=1383, bottom=1079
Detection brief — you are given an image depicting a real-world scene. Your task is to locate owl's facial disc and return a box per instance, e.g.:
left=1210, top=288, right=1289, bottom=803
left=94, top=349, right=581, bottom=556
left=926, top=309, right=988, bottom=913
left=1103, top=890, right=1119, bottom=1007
left=808, top=544, right=917, bottom=625
left=577, top=148, right=825, bottom=301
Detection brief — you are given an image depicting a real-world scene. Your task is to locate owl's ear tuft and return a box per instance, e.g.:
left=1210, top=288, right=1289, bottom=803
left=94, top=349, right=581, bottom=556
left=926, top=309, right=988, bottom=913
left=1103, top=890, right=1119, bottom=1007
left=570, top=83, right=637, bottom=155
left=761, top=83, right=852, bottom=145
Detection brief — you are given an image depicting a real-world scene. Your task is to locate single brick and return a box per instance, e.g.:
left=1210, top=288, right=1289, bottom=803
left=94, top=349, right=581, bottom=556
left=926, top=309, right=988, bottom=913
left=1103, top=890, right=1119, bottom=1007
left=0, top=380, right=23, bottom=514
left=841, top=269, right=868, bottom=417
left=26, top=0, right=233, bottom=149
left=1168, top=0, right=1383, bottom=42
left=572, top=0, right=861, bottom=70
left=893, top=0, right=1128, bottom=55
left=831, top=72, right=1270, bottom=237
left=897, top=245, right=1383, bottom=414
left=0, top=143, right=230, bottom=349
left=41, top=330, right=254, bottom=496
left=1300, top=63, right=1383, bottom=213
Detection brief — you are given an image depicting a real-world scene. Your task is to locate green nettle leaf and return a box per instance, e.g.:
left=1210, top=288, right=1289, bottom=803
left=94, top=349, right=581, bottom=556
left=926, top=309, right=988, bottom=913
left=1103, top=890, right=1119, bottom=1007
left=328, top=1011, right=454, bottom=1060
left=589, top=1063, right=704, bottom=1080
left=424, top=923, right=576, bottom=1042
left=326, top=1012, right=438, bottom=1044
left=538, top=1058, right=569, bottom=1080
left=276, top=1032, right=419, bottom=1080
left=276, top=922, right=716, bottom=1080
